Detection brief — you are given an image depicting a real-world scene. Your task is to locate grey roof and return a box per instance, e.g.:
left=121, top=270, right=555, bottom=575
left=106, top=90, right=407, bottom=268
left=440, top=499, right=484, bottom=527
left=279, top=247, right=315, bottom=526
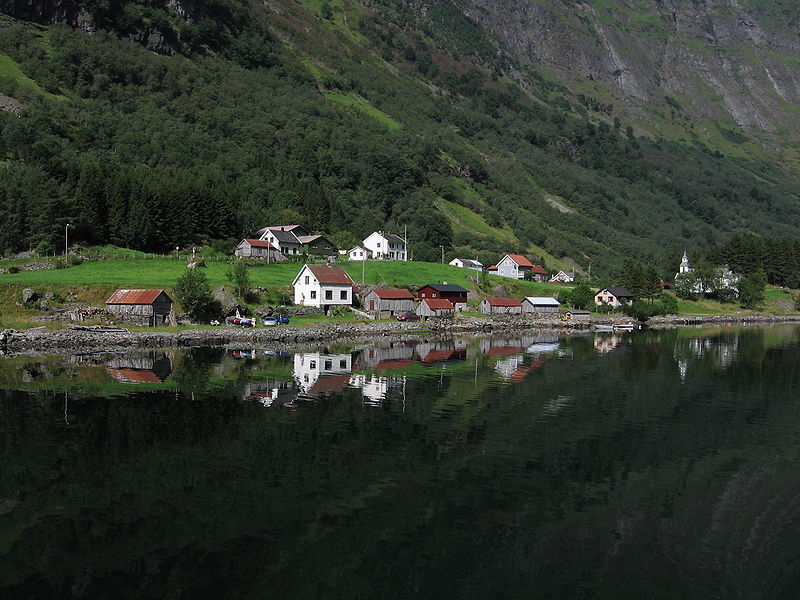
left=267, top=229, right=301, bottom=243
left=454, top=258, right=483, bottom=268
left=568, top=309, right=591, bottom=314
left=382, top=232, right=406, bottom=244
left=425, top=284, right=469, bottom=293
left=603, top=287, right=634, bottom=298
left=523, top=297, right=560, bottom=306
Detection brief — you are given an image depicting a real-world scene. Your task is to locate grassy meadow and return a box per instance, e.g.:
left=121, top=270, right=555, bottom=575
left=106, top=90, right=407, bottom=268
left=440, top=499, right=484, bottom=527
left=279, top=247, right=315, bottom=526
left=0, top=252, right=796, bottom=329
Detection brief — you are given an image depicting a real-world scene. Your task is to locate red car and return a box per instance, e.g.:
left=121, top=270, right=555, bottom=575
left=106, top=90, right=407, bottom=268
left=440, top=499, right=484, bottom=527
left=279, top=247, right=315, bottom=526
left=396, top=312, right=421, bottom=322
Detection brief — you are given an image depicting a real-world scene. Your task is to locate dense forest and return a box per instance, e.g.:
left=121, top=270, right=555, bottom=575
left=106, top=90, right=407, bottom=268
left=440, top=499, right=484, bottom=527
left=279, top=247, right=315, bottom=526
left=1, top=0, right=799, bottom=276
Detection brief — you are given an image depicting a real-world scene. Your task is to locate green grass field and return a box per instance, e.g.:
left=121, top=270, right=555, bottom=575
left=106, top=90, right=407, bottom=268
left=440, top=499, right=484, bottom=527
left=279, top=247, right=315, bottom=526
left=0, top=254, right=796, bottom=328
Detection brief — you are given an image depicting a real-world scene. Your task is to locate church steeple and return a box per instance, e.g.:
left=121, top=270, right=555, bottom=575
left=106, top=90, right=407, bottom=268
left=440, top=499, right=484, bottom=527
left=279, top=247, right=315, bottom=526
left=678, top=250, right=692, bottom=275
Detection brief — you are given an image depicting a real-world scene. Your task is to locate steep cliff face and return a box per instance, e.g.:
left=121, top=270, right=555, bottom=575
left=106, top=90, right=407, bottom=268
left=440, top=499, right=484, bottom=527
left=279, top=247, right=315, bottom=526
left=461, top=0, right=800, bottom=135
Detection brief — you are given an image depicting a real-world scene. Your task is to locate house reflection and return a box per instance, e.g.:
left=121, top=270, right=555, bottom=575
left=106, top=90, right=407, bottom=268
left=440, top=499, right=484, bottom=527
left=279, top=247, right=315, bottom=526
left=106, top=352, right=173, bottom=383
left=293, top=351, right=353, bottom=398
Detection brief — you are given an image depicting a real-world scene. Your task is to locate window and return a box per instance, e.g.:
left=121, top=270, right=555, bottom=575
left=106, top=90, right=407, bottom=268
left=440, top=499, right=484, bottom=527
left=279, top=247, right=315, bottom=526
left=324, top=360, right=332, bottom=370
left=310, top=290, right=316, bottom=299
left=325, top=290, right=333, bottom=300
left=340, top=360, right=347, bottom=369
left=340, top=290, right=347, bottom=300
left=309, top=361, right=316, bottom=369
left=304, top=276, right=309, bottom=284
left=377, top=242, right=381, bottom=248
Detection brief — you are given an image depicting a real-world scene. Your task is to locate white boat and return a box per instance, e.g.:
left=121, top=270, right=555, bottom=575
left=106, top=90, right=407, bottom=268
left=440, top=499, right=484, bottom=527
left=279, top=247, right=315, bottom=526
left=594, top=324, right=615, bottom=332
left=613, top=322, right=636, bottom=332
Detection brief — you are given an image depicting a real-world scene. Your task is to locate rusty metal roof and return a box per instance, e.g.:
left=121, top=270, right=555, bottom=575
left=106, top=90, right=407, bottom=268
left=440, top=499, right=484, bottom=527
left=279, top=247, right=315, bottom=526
left=242, top=238, right=275, bottom=248
left=373, top=289, right=414, bottom=299
left=485, top=297, right=522, bottom=307
left=422, top=298, right=455, bottom=310
left=106, top=289, right=168, bottom=305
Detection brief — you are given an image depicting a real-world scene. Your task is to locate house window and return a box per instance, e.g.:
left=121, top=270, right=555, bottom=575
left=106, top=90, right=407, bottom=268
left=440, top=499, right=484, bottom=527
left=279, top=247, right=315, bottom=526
left=324, top=360, right=332, bottom=370
left=377, top=242, right=381, bottom=248
left=339, top=360, right=347, bottom=369
left=309, top=361, right=316, bottom=369
left=421, top=292, right=426, bottom=298
left=340, top=290, right=347, bottom=300
left=304, top=276, right=309, bottom=285
left=325, top=290, right=333, bottom=300
left=310, top=291, right=317, bottom=299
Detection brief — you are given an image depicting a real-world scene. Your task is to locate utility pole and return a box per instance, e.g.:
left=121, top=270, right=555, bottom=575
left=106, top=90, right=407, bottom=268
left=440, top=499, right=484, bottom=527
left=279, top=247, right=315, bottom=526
left=64, top=223, right=70, bottom=256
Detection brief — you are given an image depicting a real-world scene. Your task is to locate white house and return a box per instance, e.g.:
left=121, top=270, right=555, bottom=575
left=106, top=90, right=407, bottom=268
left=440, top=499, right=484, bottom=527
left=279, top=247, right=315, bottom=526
left=363, top=231, right=407, bottom=261
left=257, top=225, right=336, bottom=256
left=495, top=254, right=534, bottom=279
left=550, top=271, right=575, bottom=283
left=348, top=245, right=370, bottom=261
left=293, top=264, right=355, bottom=310
left=449, top=258, right=483, bottom=271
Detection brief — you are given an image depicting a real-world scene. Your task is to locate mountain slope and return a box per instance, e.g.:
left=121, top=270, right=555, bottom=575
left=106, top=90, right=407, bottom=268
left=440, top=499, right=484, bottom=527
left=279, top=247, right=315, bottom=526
left=0, top=0, right=798, bottom=277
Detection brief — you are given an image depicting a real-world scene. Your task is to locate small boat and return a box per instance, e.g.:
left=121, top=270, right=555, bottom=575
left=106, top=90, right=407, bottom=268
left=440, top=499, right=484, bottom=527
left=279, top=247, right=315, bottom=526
left=593, top=324, right=615, bottom=332
left=613, top=322, right=636, bottom=332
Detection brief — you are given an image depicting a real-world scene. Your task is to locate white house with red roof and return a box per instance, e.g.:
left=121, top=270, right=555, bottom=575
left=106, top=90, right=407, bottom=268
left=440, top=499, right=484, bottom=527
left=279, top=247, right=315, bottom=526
left=293, top=264, right=355, bottom=309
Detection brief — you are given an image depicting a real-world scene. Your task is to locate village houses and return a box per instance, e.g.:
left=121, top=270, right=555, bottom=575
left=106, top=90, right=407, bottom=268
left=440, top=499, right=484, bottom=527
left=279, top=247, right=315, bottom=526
left=550, top=271, right=575, bottom=283
left=257, top=225, right=336, bottom=257
left=293, top=264, right=355, bottom=311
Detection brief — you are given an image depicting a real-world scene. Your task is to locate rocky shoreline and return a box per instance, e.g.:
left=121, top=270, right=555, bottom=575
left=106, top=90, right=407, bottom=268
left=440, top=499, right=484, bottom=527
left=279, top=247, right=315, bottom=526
left=2, top=313, right=799, bottom=354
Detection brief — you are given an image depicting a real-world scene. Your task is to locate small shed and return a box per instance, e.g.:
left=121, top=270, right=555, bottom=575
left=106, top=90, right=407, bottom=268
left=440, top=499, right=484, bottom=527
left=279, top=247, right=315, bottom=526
left=416, top=298, right=455, bottom=319
left=480, top=297, right=523, bottom=315
left=234, top=239, right=285, bottom=261
left=106, top=289, right=173, bottom=326
left=363, top=288, right=415, bottom=318
left=564, top=309, right=591, bottom=321
left=522, top=297, right=561, bottom=314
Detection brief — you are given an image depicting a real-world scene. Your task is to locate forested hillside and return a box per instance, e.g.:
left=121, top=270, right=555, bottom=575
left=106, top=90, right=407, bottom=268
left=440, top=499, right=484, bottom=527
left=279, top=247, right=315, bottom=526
left=1, top=0, right=799, bottom=276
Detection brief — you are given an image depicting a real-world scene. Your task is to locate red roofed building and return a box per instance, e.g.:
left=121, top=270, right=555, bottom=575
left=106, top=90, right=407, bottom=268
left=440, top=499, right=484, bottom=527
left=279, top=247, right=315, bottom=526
left=105, top=289, right=173, bottom=326
left=363, top=288, right=415, bottom=318
left=416, top=297, right=455, bottom=319
left=480, top=297, right=523, bottom=315
left=234, top=238, right=285, bottom=261
left=293, top=264, right=355, bottom=310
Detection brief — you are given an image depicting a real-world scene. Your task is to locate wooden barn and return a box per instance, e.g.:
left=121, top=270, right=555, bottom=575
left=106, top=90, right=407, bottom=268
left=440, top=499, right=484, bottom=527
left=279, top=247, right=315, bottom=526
left=522, top=297, right=561, bottom=314
left=363, top=288, right=415, bottom=318
left=234, top=239, right=285, bottom=261
left=106, top=289, right=174, bottom=326
left=480, top=297, right=523, bottom=315
left=416, top=298, right=455, bottom=319
left=564, top=309, right=591, bottom=321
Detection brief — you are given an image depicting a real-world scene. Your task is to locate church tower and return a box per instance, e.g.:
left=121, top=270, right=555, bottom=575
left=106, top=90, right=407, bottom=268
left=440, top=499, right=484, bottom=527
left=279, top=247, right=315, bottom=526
left=678, top=250, right=692, bottom=275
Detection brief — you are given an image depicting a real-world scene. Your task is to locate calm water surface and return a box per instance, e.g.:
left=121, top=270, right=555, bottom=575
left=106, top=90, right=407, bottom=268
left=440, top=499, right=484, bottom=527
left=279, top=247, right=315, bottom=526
left=2, top=326, right=800, bottom=599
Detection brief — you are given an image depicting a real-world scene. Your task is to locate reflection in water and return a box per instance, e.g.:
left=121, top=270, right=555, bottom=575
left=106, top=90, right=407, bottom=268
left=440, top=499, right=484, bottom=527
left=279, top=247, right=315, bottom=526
left=2, top=326, right=800, bottom=599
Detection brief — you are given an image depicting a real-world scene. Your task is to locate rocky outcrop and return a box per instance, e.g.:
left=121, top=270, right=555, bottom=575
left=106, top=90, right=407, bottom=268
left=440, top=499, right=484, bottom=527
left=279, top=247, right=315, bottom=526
left=460, top=0, right=800, bottom=134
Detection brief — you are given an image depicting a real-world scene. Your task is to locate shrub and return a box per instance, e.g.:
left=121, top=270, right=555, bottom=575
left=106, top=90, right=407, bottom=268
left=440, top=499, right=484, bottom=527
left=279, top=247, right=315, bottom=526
left=8, top=266, right=19, bottom=274
left=53, top=258, right=67, bottom=269
left=173, top=268, right=215, bottom=321
left=67, top=254, right=82, bottom=266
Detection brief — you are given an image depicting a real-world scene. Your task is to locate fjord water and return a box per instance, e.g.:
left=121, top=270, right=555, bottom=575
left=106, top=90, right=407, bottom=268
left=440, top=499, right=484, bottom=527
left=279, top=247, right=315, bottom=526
left=2, top=326, right=800, bottom=599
